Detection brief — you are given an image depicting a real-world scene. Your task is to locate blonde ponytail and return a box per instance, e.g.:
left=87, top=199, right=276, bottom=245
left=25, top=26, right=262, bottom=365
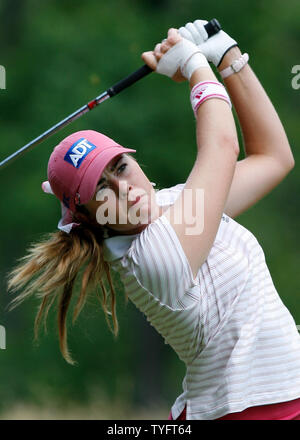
left=6, top=223, right=118, bottom=365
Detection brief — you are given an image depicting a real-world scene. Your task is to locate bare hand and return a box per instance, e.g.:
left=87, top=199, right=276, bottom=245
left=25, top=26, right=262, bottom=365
left=141, top=28, right=187, bottom=82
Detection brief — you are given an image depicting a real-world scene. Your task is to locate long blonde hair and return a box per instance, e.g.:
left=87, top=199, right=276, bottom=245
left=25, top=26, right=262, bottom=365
left=6, top=216, right=118, bottom=366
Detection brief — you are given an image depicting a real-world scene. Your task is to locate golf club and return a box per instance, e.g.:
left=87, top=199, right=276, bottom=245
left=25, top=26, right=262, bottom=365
left=0, top=19, right=221, bottom=170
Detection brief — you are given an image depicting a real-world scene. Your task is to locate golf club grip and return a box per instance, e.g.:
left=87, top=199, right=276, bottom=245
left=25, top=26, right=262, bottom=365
left=205, top=18, right=221, bottom=38
left=108, top=64, right=153, bottom=97
left=108, top=18, right=221, bottom=97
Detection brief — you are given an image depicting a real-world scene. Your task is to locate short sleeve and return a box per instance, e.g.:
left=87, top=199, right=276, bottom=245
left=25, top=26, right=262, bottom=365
left=155, top=183, right=186, bottom=206
left=127, top=214, right=199, bottom=309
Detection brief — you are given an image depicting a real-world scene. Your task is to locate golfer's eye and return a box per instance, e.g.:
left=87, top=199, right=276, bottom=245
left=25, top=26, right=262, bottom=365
left=96, top=163, right=127, bottom=194
left=117, top=163, right=127, bottom=174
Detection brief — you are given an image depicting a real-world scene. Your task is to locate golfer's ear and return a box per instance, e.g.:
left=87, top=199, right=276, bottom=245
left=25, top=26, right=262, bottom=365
left=74, top=205, right=90, bottom=223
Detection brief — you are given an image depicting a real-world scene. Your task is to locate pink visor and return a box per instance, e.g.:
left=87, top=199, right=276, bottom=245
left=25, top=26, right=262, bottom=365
left=47, top=130, right=136, bottom=212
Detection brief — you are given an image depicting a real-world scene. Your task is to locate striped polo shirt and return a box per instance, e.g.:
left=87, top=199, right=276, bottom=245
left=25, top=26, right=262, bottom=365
left=103, top=184, right=300, bottom=420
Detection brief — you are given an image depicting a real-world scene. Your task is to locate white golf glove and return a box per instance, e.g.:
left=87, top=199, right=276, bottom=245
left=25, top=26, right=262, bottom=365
left=156, top=38, right=209, bottom=80
left=179, top=19, right=238, bottom=67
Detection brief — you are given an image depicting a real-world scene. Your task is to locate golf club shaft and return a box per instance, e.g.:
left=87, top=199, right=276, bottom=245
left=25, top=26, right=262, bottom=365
left=0, top=19, right=221, bottom=170
left=0, top=91, right=111, bottom=170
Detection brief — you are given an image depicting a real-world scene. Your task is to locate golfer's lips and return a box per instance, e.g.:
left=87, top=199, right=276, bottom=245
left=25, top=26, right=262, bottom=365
left=129, top=194, right=145, bottom=206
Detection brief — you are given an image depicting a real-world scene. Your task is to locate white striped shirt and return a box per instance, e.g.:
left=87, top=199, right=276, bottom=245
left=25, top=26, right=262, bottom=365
left=103, top=184, right=300, bottom=420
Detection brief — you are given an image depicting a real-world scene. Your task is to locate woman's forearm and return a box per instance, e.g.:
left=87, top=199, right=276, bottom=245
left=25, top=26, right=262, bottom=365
left=218, top=47, right=295, bottom=169
left=190, top=67, right=239, bottom=157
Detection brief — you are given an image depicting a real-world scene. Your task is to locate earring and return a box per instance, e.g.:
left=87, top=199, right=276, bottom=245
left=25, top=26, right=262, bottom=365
left=150, top=182, right=156, bottom=187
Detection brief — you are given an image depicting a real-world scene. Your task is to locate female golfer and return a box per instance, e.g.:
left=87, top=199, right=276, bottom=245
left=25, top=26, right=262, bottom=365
left=7, top=21, right=300, bottom=420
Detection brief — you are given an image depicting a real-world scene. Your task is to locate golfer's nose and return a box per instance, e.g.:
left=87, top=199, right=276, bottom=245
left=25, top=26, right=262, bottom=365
left=111, top=178, right=132, bottom=199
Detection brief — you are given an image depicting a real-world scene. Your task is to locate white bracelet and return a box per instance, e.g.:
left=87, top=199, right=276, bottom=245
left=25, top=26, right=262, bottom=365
left=190, top=81, right=232, bottom=116
left=219, top=53, right=249, bottom=79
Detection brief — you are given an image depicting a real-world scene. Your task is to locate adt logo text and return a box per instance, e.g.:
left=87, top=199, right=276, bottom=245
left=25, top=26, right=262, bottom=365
left=64, top=138, right=96, bottom=168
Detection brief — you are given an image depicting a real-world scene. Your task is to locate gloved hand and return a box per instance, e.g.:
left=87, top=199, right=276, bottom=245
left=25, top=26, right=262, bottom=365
left=179, top=19, right=238, bottom=67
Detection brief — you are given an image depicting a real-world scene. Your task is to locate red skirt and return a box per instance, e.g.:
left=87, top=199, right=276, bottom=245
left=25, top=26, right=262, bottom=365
left=168, top=398, right=300, bottom=420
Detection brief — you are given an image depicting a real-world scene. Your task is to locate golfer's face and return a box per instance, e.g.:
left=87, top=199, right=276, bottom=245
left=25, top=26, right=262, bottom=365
left=84, top=154, right=159, bottom=234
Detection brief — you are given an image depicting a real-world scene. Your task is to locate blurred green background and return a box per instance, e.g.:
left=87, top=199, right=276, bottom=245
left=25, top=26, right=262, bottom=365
left=0, top=0, right=299, bottom=420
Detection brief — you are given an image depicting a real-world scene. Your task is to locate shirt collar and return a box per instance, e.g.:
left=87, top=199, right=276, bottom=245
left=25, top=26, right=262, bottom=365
left=103, top=233, right=139, bottom=262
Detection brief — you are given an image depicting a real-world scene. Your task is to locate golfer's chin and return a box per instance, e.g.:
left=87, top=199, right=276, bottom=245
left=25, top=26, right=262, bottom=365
left=108, top=203, right=161, bottom=236
left=108, top=221, right=148, bottom=236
